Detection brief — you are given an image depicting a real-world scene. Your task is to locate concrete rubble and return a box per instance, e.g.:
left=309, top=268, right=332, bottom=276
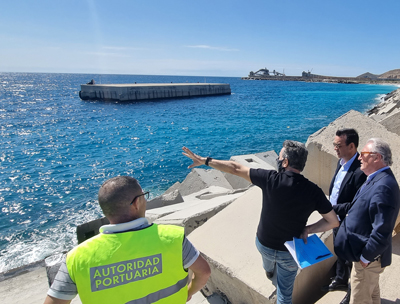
left=2, top=88, right=400, bottom=303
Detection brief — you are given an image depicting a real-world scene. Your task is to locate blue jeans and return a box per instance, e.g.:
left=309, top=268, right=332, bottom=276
left=256, top=237, right=298, bottom=304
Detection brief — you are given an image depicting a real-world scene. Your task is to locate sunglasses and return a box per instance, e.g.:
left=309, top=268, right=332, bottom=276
left=333, top=143, right=344, bottom=148
left=360, top=152, right=377, bottom=157
left=130, top=191, right=150, bottom=205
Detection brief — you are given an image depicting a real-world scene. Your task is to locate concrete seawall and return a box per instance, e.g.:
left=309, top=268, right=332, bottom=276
left=79, top=83, right=231, bottom=102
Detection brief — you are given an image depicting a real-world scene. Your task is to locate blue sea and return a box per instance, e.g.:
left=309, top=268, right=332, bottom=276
left=0, top=72, right=397, bottom=272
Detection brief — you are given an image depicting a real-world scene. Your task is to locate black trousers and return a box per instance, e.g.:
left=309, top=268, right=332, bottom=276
left=333, top=226, right=352, bottom=282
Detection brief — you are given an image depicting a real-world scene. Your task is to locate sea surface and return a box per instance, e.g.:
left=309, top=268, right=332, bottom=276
left=0, top=72, right=397, bottom=272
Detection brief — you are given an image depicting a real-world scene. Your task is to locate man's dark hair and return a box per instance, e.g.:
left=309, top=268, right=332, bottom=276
left=98, top=176, right=142, bottom=218
left=282, top=140, right=308, bottom=171
left=336, top=128, right=359, bottom=148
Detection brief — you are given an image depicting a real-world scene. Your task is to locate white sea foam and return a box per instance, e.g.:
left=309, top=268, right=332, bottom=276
left=0, top=202, right=103, bottom=273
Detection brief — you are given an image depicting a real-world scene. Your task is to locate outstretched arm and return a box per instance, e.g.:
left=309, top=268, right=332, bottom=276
left=182, top=147, right=251, bottom=183
left=300, top=210, right=339, bottom=243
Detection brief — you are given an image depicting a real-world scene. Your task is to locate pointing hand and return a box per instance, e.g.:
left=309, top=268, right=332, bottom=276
left=182, top=147, right=206, bottom=169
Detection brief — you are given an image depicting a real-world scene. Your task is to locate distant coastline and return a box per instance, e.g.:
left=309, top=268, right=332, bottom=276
left=242, top=68, right=400, bottom=85
left=242, top=76, right=400, bottom=85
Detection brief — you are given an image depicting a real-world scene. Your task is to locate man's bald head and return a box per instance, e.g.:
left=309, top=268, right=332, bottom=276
left=98, top=176, right=143, bottom=222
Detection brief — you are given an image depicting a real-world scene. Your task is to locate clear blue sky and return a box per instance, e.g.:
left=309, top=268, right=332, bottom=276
left=1, top=0, right=399, bottom=77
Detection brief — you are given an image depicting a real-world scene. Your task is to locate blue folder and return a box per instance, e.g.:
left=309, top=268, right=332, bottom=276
left=285, top=234, right=333, bottom=269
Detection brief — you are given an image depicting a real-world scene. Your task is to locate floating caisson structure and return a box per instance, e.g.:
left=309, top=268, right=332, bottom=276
left=79, top=83, right=231, bottom=102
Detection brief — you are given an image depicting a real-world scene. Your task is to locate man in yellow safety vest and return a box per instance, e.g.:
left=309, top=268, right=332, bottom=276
left=44, top=176, right=211, bottom=304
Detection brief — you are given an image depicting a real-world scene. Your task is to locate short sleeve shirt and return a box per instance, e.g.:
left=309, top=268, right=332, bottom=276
left=250, top=168, right=332, bottom=251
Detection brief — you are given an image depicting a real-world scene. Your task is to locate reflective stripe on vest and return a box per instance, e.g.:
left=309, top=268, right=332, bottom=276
left=125, top=276, right=188, bottom=304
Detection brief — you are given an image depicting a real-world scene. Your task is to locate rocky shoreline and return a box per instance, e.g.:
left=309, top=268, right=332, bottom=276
left=367, top=87, right=400, bottom=116
left=366, top=87, right=400, bottom=136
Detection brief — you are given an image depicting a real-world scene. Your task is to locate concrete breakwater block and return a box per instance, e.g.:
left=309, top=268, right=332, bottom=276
left=146, top=200, right=201, bottom=223
left=146, top=189, right=184, bottom=210
left=146, top=186, right=239, bottom=222
left=224, top=152, right=278, bottom=189
left=255, top=151, right=279, bottom=169
left=188, top=187, right=275, bottom=304
left=163, top=181, right=181, bottom=195
left=79, top=83, right=231, bottom=102
left=76, top=216, right=110, bottom=244
left=379, top=110, right=400, bottom=136
left=153, top=186, right=246, bottom=235
left=178, top=169, right=234, bottom=196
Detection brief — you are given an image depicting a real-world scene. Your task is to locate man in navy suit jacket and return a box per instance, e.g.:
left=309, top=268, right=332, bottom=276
left=323, top=129, right=366, bottom=298
left=334, top=138, right=400, bottom=304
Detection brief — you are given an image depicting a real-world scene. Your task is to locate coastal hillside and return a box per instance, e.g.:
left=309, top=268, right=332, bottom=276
left=379, top=69, right=400, bottom=79
left=357, top=69, right=400, bottom=79
left=357, top=72, right=379, bottom=79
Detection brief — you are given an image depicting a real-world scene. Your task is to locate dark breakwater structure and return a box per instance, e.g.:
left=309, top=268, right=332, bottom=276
left=242, top=68, right=400, bottom=84
left=79, top=83, right=231, bottom=102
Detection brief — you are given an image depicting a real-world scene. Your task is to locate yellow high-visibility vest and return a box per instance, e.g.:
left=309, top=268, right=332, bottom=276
left=66, top=224, right=188, bottom=304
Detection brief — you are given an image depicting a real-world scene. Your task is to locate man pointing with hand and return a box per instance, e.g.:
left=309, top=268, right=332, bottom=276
left=182, top=141, right=338, bottom=304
